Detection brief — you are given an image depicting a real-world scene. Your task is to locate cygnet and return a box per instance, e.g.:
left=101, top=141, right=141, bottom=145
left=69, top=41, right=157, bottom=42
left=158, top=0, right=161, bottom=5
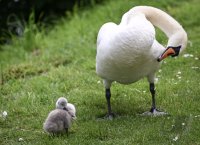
left=43, top=97, right=72, bottom=134
left=43, top=109, right=71, bottom=134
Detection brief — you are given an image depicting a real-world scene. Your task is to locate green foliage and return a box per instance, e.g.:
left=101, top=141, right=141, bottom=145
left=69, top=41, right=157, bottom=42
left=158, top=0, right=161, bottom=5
left=0, top=0, right=200, bottom=144
left=12, top=12, right=46, bottom=51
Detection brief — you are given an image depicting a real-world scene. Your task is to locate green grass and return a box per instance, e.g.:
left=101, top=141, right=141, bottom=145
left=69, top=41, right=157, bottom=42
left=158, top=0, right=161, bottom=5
left=0, top=0, right=200, bottom=144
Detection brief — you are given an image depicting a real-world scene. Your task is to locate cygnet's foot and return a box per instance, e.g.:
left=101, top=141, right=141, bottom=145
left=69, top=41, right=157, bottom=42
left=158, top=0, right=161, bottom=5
left=141, top=108, right=168, bottom=116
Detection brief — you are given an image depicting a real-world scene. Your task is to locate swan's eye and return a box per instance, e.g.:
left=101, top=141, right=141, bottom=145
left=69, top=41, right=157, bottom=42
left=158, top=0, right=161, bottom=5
left=170, top=45, right=181, bottom=57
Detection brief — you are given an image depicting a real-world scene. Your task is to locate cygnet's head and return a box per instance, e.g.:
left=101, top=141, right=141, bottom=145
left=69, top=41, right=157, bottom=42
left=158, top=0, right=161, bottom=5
left=56, top=97, right=68, bottom=110
left=67, top=103, right=76, bottom=119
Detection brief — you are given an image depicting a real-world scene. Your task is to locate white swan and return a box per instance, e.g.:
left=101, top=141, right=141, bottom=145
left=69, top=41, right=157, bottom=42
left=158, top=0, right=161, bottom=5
left=96, top=6, right=187, bottom=118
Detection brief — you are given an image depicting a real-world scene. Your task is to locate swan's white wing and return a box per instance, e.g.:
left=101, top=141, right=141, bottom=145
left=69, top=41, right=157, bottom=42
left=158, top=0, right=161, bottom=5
left=97, top=22, right=118, bottom=48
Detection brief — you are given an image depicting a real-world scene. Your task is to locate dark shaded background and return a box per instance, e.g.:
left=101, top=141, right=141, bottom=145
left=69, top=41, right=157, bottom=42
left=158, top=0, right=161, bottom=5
left=0, top=0, right=103, bottom=44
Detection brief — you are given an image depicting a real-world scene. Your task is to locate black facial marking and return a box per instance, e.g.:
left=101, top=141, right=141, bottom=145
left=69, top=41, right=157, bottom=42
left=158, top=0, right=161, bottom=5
left=168, top=45, right=181, bottom=57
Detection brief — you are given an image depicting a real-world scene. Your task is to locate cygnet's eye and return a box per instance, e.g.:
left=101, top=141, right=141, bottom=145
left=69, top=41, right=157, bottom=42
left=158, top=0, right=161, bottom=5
left=60, top=102, right=66, bottom=107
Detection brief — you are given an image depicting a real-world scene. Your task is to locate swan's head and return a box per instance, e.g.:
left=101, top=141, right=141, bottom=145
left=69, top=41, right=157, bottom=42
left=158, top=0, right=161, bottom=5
left=157, top=45, right=181, bottom=62
left=56, top=97, right=68, bottom=110
left=157, top=29, right=188, bottom=62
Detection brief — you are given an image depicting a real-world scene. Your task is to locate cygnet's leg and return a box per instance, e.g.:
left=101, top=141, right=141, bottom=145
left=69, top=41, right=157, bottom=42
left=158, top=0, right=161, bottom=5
left=65, top=128, right=69, bottom=136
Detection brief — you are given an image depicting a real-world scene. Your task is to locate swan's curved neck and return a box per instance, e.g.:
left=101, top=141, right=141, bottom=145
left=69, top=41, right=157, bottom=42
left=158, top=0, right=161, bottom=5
left=125, top=6, right=187, bottom=50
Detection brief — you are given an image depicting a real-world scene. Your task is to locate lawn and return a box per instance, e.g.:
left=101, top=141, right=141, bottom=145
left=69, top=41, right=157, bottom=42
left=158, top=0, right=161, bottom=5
left=0, top=0, right=200, bottom=144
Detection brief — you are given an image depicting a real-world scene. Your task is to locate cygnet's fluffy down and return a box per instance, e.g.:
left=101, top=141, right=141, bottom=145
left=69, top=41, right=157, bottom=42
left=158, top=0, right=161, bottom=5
left=43, top=109, right=72, bottom=134
left=56, top=97, right=76, bottom=119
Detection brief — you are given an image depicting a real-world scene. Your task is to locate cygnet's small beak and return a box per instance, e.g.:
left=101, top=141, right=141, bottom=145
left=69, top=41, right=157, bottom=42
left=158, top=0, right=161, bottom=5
left=157, top=45, right=181, bottom=62
left=63, top=107, right=68, bottom=111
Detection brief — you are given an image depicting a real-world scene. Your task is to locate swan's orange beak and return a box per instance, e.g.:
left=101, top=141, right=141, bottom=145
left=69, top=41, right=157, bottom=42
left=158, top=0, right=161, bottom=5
left=157, top=45, right=181, bottom=62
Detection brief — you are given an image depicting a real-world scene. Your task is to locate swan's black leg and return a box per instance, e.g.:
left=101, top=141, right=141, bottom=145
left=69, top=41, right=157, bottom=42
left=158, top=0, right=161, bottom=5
left=141, top=81, right=167, bottom=116
left=105, top=88, right=114, bottom=119
left=150, top=83, right=156, bottom=112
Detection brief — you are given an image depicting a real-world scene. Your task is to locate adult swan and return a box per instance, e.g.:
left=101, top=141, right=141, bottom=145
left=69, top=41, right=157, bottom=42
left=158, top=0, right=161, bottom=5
left=96, top=6, right=187, bottom=118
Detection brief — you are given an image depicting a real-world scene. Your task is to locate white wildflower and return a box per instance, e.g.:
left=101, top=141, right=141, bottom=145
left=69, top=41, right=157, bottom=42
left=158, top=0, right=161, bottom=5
left=177, top=71, right=181, bottom=75
left=154, top=77, right=159, bottom=83
left=97, top=80, right=101, bottom=84
left=18, top=138, right=24, bottom=142
left=173, top=135, right=179, bottom=141
left=158, top=69, right=162, bottom=73
left=178, top=76, right=182, bottom=79
left=195, top=57, right=199, bottom=60
left=2, top=111, right=8, bottom=118
left=183, top=54, right=193, bottom=58
left=183, top=54, right=190, bottom=58
left=182, top=123, right=185, bottom=126
left=191, top=66, right=199, bottom=69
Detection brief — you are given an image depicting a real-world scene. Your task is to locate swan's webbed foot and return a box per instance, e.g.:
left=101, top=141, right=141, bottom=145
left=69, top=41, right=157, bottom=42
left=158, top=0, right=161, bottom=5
left=141, top=108, right=168, bottom=116
left=104, top=112, right=116, bottom=120
left=97, top=112, right=116, bottom=120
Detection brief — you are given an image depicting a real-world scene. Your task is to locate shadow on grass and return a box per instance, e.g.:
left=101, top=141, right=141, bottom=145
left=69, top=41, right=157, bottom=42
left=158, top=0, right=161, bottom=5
left=0, top=58, right=71, bottom=84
